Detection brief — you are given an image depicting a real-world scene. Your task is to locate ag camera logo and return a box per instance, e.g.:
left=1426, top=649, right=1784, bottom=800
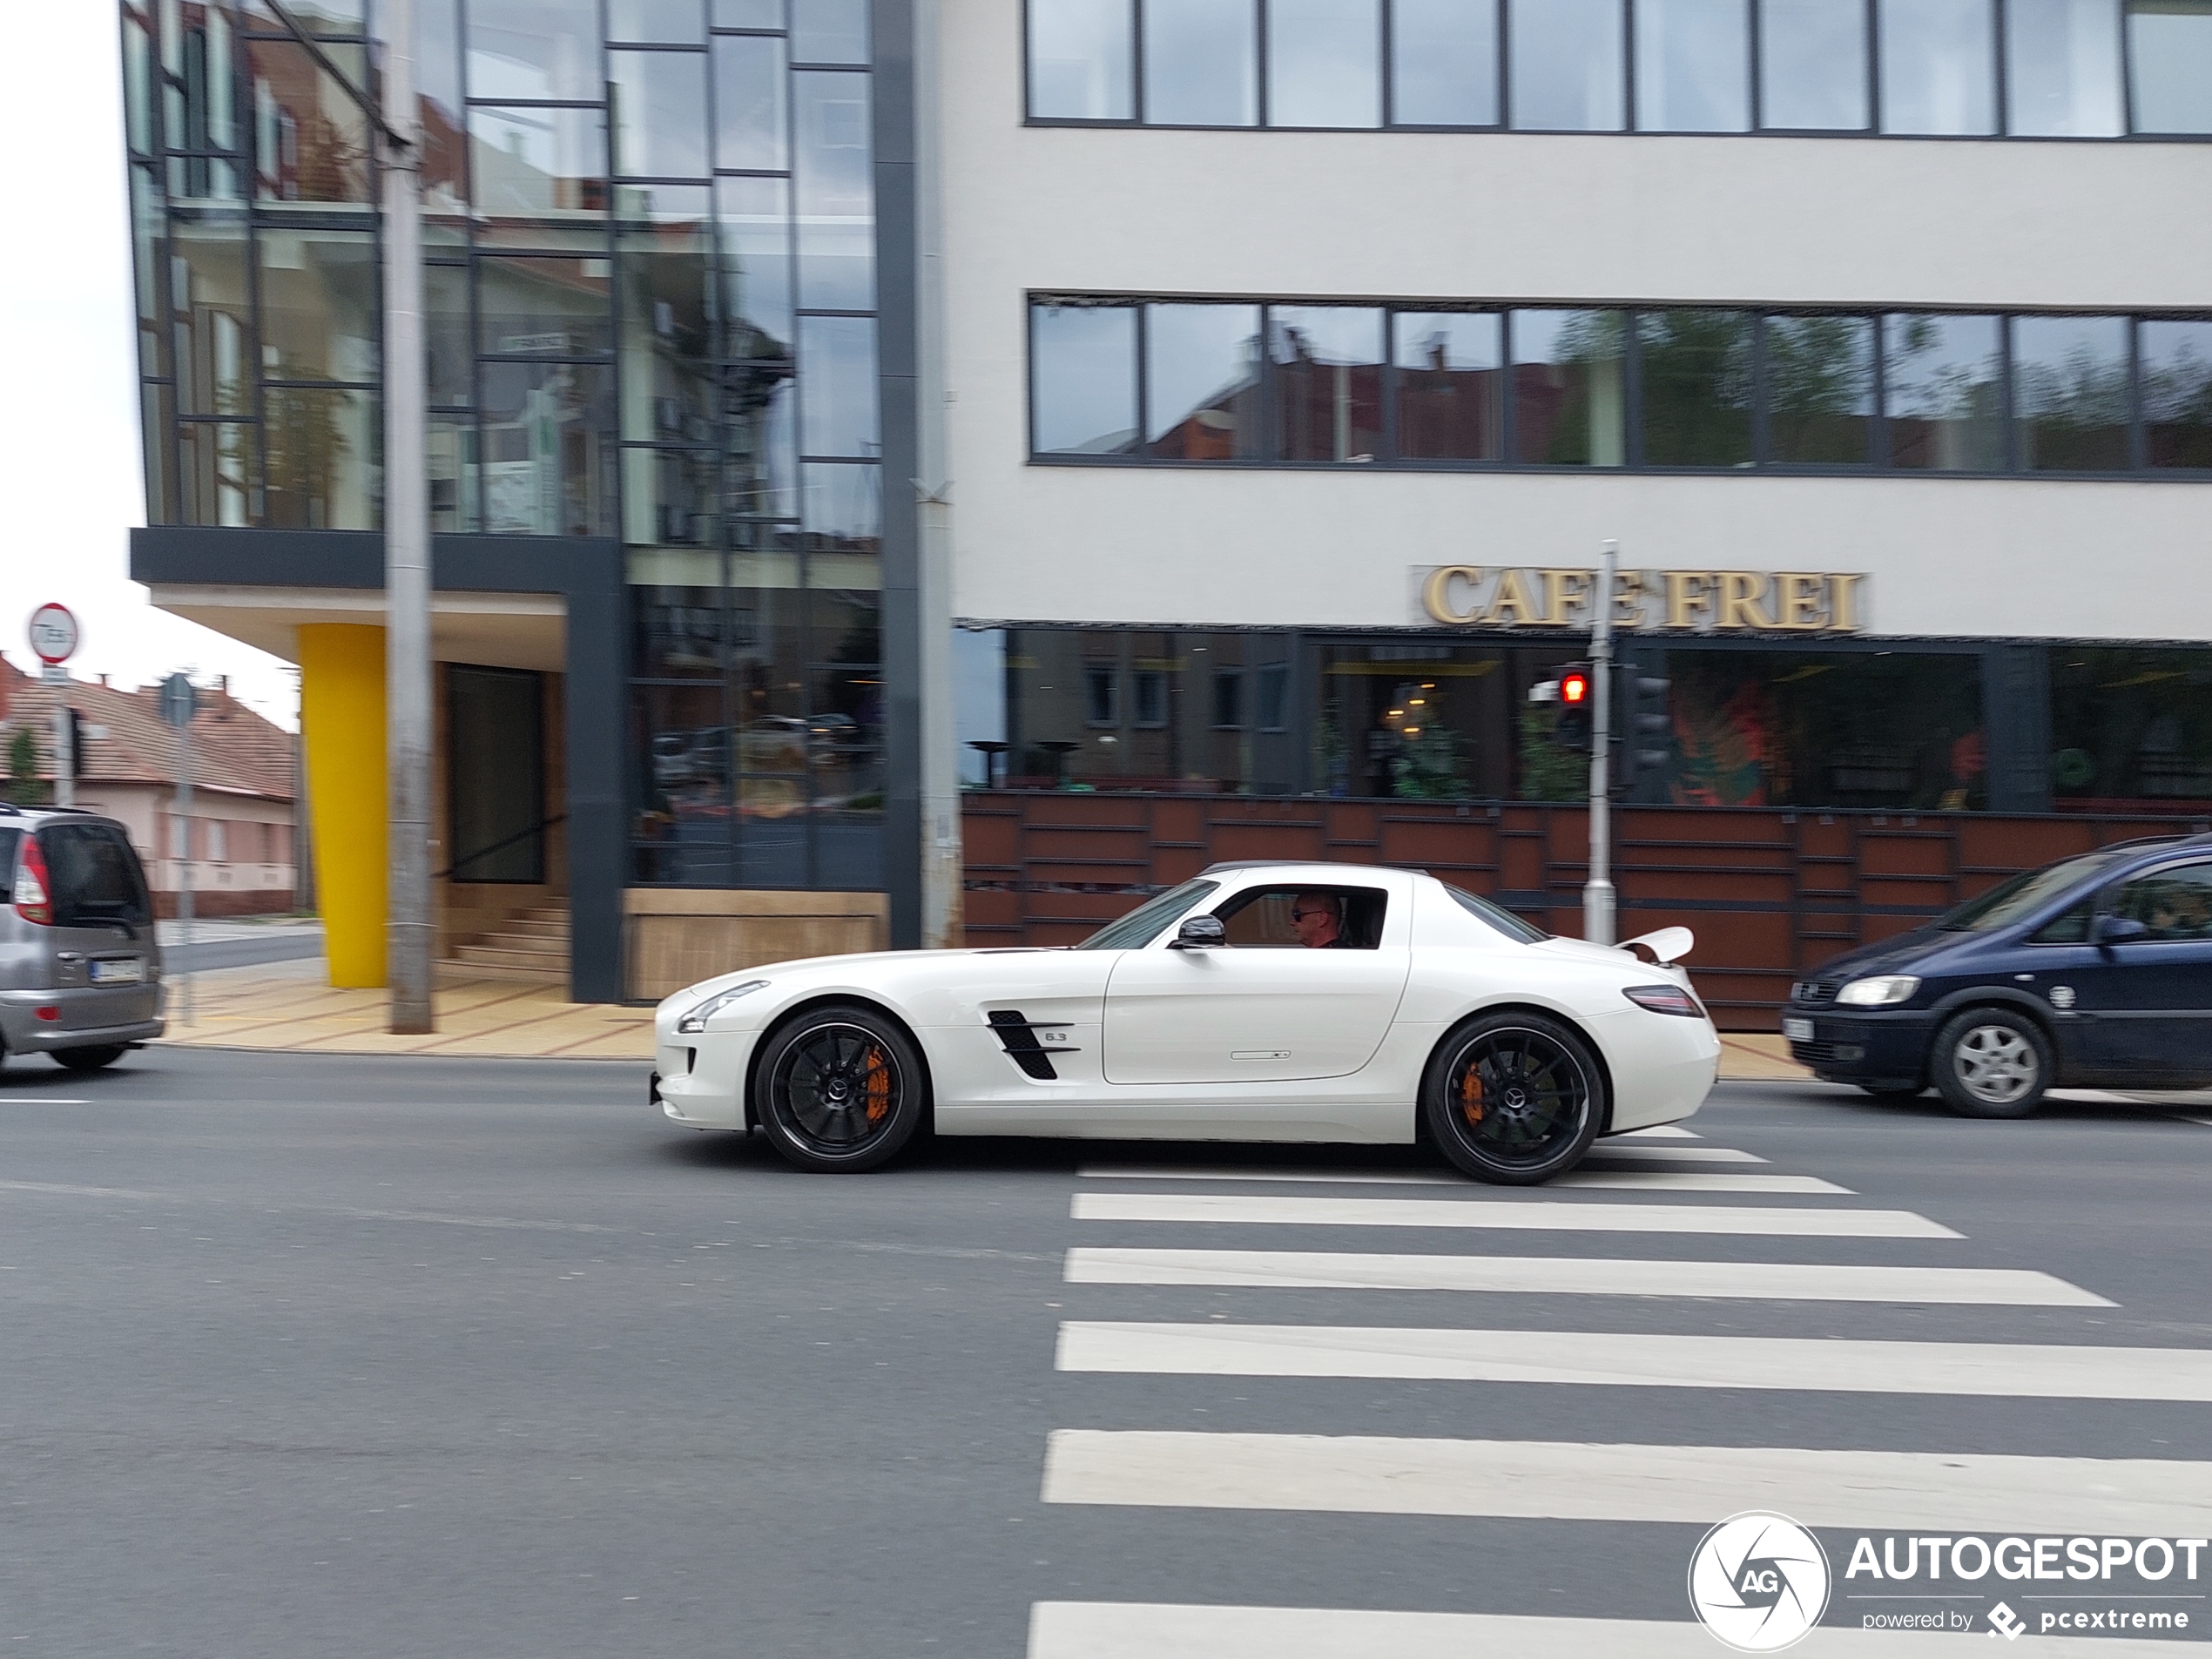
left=1689, top=1512, right=1832, bottom=1651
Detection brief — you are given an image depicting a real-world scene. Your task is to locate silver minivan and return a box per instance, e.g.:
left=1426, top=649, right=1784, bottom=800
left=0, top=806, right=165, bottom=1071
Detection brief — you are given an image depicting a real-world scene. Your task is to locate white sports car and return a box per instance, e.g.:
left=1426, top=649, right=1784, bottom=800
left=652, top=861, right=1720, bottom=1184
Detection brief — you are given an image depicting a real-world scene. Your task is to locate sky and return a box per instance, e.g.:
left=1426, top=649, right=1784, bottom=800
left=0, top=2, right=300, bottom=729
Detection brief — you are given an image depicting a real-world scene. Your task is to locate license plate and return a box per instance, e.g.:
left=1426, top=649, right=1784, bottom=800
left=1782, top=1017, right=1814, bottom=1042
left=90, top=960, right=145, bottom=985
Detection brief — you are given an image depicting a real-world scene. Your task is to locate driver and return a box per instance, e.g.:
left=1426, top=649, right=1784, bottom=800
left=1291, top=892, right=1352, bottom=949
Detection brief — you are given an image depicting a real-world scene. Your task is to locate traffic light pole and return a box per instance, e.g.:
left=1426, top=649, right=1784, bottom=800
left=1584, top=540, right=1617, bottom=947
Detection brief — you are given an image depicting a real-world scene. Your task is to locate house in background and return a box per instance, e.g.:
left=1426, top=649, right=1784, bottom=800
left=0, top=658, right=300, bottom=918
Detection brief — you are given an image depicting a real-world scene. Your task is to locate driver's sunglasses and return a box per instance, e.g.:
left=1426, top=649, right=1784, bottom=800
left=1291, top=908, right=1327, bottom=922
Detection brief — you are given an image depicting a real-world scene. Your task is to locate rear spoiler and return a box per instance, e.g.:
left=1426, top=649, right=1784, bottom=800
left=1620, top=927, right=1692, bottom=968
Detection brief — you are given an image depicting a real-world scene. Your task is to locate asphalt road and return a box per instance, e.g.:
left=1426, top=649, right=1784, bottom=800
left=2, top=1049, right=2209, bottom=1656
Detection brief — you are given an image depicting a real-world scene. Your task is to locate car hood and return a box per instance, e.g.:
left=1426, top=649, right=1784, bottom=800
left=1803, top=927, right=1962, bottom=984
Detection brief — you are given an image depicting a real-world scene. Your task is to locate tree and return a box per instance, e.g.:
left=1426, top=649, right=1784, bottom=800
left=5, top=725, right=48, bottom=806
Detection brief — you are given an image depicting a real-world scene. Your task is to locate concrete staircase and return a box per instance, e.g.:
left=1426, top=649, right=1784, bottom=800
left=448, top=902, right=570, bottom=983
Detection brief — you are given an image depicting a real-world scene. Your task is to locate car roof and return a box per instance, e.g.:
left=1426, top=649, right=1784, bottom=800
left=0, top=805, right=118, bottom=825
left=1197, top=860, right=1422, bottom=883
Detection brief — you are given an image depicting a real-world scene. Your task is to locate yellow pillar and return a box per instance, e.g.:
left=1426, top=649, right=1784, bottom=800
left=299, top=624, right=388, bottom=988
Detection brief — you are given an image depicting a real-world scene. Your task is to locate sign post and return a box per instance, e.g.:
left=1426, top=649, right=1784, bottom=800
left=158, top=673, right=199, bottom=1028
left=1584, top=541, right=1618, bottom=948
left=29, top=604, right=79, bottom=809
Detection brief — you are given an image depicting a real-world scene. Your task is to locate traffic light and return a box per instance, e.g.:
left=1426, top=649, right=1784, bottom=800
left=1616, top=668, right=1673, bottom=790
left=66, top=707, right=84, bottom=779
left=1554, top=664, right=1593, bottom=753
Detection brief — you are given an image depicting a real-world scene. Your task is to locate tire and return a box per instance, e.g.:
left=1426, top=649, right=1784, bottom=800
left=1930, top=1008, right=2052, bottom=1119
left=752, top=1004, right=928, bottom=1172
left=51, top=1045, right=127, bottom=1072
left=1422, top=1011, right=1605, bottom=1185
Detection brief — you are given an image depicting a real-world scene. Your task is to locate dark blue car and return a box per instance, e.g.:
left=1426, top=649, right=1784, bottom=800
left=1783, top=833, right=2212, bottom=1116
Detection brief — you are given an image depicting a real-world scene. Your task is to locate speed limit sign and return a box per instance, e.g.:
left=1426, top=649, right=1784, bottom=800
left=28, top=603, right=78, bottom=666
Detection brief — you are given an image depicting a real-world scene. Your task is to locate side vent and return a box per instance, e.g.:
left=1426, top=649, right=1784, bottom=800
left=988, top=1009, right=1059, bottom=1081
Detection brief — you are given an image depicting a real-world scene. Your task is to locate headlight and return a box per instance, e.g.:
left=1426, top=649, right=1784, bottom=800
left=1835, top=974, right=1920, bottom=1008
left=675, top=980, right=768, bottom=1034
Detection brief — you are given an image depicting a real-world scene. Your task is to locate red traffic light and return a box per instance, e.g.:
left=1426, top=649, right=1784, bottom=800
left=1560, top=670, right=1590, bottom=705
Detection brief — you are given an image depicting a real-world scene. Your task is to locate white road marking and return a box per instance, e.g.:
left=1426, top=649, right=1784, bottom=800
left=1071, top=1191, right=1959, bottom=1238
left=1609, top=1124, right=1701, bottom=1138
left=1027, top=1603, right=2188, bottom=1657
left=1041, top=1431, right=2212, bottom=1533
left=0, top=1098, right=92, bottom=1106
left=1062, top=1247, right=2110, bottom=1306
left=1580, top=1144, right=1767, bottom=1163
left=1077, top=1166, right=1469, bottom=1187
left=1055, top=1322, right=2212, bottom=1400
left=1554, top=1171, right=1849, bottom=1194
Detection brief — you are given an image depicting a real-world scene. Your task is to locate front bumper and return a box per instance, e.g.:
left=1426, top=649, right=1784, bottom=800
left=0, top=987, right=165, bottom=1054
left=1780, top=1007, right=1936, bottom=1089
left=651, top=1026, right=763, bottom=1130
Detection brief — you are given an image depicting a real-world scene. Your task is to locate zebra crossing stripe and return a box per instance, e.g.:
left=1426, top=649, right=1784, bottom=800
left=1054, top=1322, right=2212, bottom=1399
left=1025, top=1602, right=2185, bottom=1656
left=1579, top=1144, right=1768, bottom=1164
left=1040, top=1431, right=2211, bottom=1534
left=1072, top=1192, right=1959, bottom=1238
left=1610, top=1125, right=1701, bottom=1138
left=1062, top=1247, right=2111, bottom=1305
left=1555, top=1171, right=1849, bottom=1194
left=1073, top=1145, right=1770, bottom=1186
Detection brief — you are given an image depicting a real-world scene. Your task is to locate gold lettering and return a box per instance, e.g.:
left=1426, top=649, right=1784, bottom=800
left=1774, top=572, right=1827, bottom=631
left=1421, top=565, right=1485, bottom=625
left=1829, top=572, right=1866, bottom=633
left=1716, top=571, right=1776, bottom=631
left=1485, top=569, right=1541, bottom=627
left=1539, top=568, right=1594, bottom=627
left=1612, top=569, right=1648, bottom=629
left=1663, top=570, right=1715, bottom=631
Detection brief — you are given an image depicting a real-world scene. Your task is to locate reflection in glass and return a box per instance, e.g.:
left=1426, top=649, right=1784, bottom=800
left=143, top=381, right=177, bottom=526
left=1884, top=313, right=2002, bottom=470
left=1763, top=314, right=1874, bottom=464
left=2128, top=0, right=2212, bottom=132
left=477, top=256, right=614, bottom=358
left=793, top=71, right=875, bottom=309
left=419, top=0, right=469, bottom=212
left=1269, top=307, right=1384, bottom=461
left=2004, top=0, right=2122, bottom=135
left=262, top=386, right=377, bottom=529
left=634, top=583, right=725, bottom=681
left=624, top=447, right=719, bottom=546
left=717, top=175, right=795, bottom=353
left=1390, top=0, right=1500, bottom=123
left=2141, top=320, right=2212, bottom=469
left=1508, top=0, right=1625, bottom=129
left=124, top=10, right=153, bottom=153
left=464, top=0, right=602, bottom=100
left=1145, top=304, right=1264, bottom=460
left=1636, top=0, right=1750, bottom=130
left=1639, top=311, right=1753, bottom=466
left=619, top=219, right=717, bottom=442
left=610, top=0, right=709, bottom=42
left=1759, top=0, right=1870, bottom=128
left=428, top=414, right=481, bottom=531
left=469, top=105, right=609, bottom=217
left=725, top=369, right=797, bottom=517
left=257, top=229, right=377, bottom=384
left=480, top=361, right=618, bottom=535
left=2049, top=648, right=2212, bottom=806
left=168, top=3, right=242, bottom=202
left=1029, top=0, right=1135, bottom=118
left=714, top=34, right=789, bottom=170
left=715, top=0, right=785, bottom=25
left=1143, top=0, right=1258, bottom=125
left=2012, top=314, right=2130, bottom=471
left=1032, top=304, right=1140, bottom=455
left=610, top=49, right=711, bottom=178
left=1878, top=0, right=1995, bottom=133
left=179, top=422, right=255, bottom=527
left=247, top=42, right=373, bottom=203
left=1512, top=310, right=1626, bottom=465
left=129, top=165, right=165, bottom=380
left=792, top=0, right=871, bottom=61
left=798, top=314, right=880, bottom=457
left=169, top=217, right=252, bottom=417
left=1268, top=0, right=1382, bottom=127
left=1393, top=312, right=1505, bottom=461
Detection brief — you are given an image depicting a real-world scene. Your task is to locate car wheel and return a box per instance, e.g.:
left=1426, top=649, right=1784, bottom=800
left=1423, top=1012, right=1604, bottom=1185
left=52, top=1045, right=127, bottom=1072
left=1930, top=1009, right=2052, bottom=1119
left=752, top=1004, right=927, bottom=1172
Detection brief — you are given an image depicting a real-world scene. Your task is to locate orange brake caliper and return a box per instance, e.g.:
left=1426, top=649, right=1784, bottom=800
left=862, top=1046, right=893, bottom=1123
left=1460, top=1063, right=1484, bottom=1126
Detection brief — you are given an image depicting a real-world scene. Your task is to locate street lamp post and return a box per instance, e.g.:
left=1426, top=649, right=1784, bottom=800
left=1584, top=540, right=1619, bottom=948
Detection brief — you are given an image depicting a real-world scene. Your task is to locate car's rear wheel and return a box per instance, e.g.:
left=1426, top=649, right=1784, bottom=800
left=1423, top=1012, right=1604, bottom=1185
left=52, top=1045, right=127, bottom=1072
left=1931, top=1008, right=2051, bottom=1119
left=752, top=1004, right=927, bottom=1172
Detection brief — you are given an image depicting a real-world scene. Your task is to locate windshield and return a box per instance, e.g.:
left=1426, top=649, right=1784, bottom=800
left=1447, top=884, right=1548, bottom=944
left=1077, top=879, right=1220, bottom=950
left=1936, top=849, right=2128, bottom=933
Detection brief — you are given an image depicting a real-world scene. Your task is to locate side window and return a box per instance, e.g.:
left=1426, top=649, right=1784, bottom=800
left=0, top=828, right=17, bottom=902
left=1212, top=886, right=1386, bottom=949
left=2109, top=862, right=2212, bottom=941
left=2028, top=899, right=2092, bottom=945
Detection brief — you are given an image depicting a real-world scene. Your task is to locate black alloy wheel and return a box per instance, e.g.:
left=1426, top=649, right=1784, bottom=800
left=752, top=1004, right=927, bottom=1172
left=1422, top=1011, right=1604, bottom=1185
left=52, top=1045, right=127, bottom=1072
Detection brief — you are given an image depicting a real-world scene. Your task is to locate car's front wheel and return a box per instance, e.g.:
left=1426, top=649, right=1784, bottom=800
left=752, top=1004, right=927, bottom=1172
left=1422, top=1012, right=1604, bottom=1185
left=52, top=1045, right=127, bottom=1072
left=1930, top=1008, right=2052, bottom=1119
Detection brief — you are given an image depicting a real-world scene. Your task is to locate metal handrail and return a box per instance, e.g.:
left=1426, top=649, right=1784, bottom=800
left=438, top=813, right=567, bottom=880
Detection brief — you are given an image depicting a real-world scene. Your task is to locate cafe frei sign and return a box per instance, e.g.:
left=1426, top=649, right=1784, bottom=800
left=1419, top=565, right=1868, bottom=634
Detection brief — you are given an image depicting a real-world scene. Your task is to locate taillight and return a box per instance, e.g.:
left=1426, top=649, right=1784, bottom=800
left=1623, top=982, right=1703, bottom=1018
left=14, top=838, right=52, bottom=926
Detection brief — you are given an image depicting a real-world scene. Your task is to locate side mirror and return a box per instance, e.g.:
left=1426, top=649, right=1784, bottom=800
left=1170, top=914, right=1226, bottom=950
left=2094, top=914, right=2151, bottom=946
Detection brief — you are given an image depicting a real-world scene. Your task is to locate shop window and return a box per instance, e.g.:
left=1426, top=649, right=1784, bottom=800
left=1511, top=310, right=1626, bottom=466
left=1392, top=312, right=1505, bottom=462
left=2012, top=314, right=2130, bottom=472
left=1884, top=314, right=2003, bottom=471
left=1085, top=664, right=1120, bottom=726
left=1269, top=307, right=1385, bottom=462
left=2140, top=320, right=2212, bottom=469
left=1635, top=0, right=1752, bottom=131
left=1257, top=664, right=1290, bottom=732
left=1142, top=0, right=1258, bottom=125
left=1390, top=0, right=1500, bottom=124
left=1760, top=0, right=1871, bottom=129
left=1508, top=0, right=1625, bottom=129
left=2004, top=0, right=2123, bottom=134
left=1212, top=671, right=1244, bottom=730
left=2127, top=0, right=2212, bottom=132
left=1764, top=314, right=1875, bottom=465
left=1028, top=0, right=1136, bottom=119
left=1033, top=303, right=1139, bottom=456
left=1268, top=0, right=1383, bottom=128
left=1878, top=0, right=1996, bottom=134
left=1639, top=310, right=1753, bottom=467
left=2048, top=648, right=2212, bottom=809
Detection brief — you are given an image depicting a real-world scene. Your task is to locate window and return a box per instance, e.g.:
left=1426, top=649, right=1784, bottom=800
left=1447, top=884, right=1549, bottom=942
left=1636, top=0, right=1752, bottom=131
left=1028, top=0, right=1135, bottom=118
left=1133, top=668, right=1167, bottom=727
left=1145, top=303, right=1263, bottom=460
left=2049, top=648, right=2212, bottom=806
left=1638, top=310, right=1753, bottom=467
left=1143, top=0, right=1258, bottom=125
left=714, top=34, right=789, bottom=170
left=1268, top=0, right=1383, bottom=126
left=792, top=0, right=870, bottom=64
left=1269, top=307, right=1385, bottom=462
left=2011, top=314, right=2130, bottom=472
left=1213, top=670, right=1244, bottom=729
left=1764, top=314, right=1875, bottom=465
left=169, top=815, right=189, bottom=860
left=1214, top=885, right=1387, bottom=948
left=2127, top=0, right=2212, bottom=133
left=1884, top=314, right=2004, bottom=471
left=2005, top=0, right=2123, bottom=134
left=1390, top=0, right=1500, bottom=123
left=2141, top=320, right=2212, bottom=469
left=1879, top=0, right=1996, bottom=133
left=1033, top=304, right=1139, bottom=455
left=1512, top=310, right=1627, bottom=466
left=1257, top=664, right=1290, bottom=732
left=1760, top=0, right=1870, bottom=129
left=207, top=820, right=228, bottom=863
left=792, top=71, right=875, bottom=309
left=2028, top=898, right=2094, bottom=943
left=610, top=48, right=711, bottom=179
left=2109, top=862, right=2212, bottom=940
left=1393, top=312, right=1505, bottom=461
left=1508, top=0, right=1625, bottom=129
left=1084, top=662, right=1120, bottom=725
left=1077, top=878, right=1220, bottom=948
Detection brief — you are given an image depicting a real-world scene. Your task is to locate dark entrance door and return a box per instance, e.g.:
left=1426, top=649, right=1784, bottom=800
left=448, top=665, right=545, bottom=883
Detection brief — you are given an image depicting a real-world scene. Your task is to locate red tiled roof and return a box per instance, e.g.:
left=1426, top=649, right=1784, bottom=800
left=0, top=658, right=294, bottom=801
